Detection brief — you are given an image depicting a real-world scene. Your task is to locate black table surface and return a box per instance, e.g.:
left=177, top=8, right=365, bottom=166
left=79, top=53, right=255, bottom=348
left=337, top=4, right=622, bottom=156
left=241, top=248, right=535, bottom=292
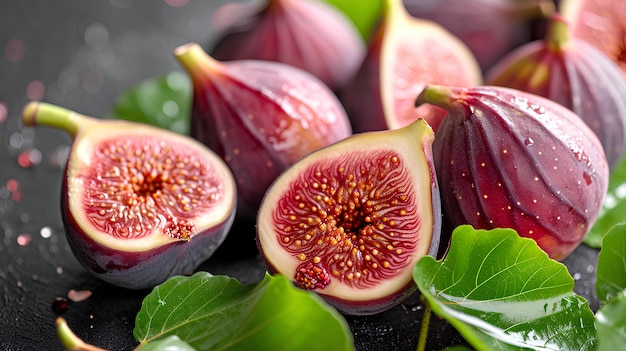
left=0, top=1, right=601, bottom=350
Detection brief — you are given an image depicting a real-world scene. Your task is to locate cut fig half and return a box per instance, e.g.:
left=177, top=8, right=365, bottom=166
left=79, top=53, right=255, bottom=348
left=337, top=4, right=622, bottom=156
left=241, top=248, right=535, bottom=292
left=256, top=119, right=441, bottom=315
left=22, top=102, right=237, bottom=289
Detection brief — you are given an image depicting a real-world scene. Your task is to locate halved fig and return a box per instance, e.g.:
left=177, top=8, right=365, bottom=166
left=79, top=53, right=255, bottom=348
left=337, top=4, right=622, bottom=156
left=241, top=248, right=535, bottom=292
left=256, top=119, right=441, bottom=315
left=22, top=102, right=237, bottom=289
left=341, top=0, right=482, bottom=133
left=417, top=85, right=609, bottom=261
left=486, top=13, right=626, bottom=168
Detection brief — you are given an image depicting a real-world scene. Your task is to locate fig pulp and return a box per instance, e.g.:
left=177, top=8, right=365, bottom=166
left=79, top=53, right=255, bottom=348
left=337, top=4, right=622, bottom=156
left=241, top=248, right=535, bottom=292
left=404, top=0, right=555, bottom=71
left=486, top=13, right=626, bottom=168
left=341, top=0, right=482, bottom=134
left=417, top=85, right=609, bottom=261
left=256, top=119, right=441, bottom=315
left=208, top=0, right=365, bottom=92
left=174, top=43, right=353, bottom=223
left=22, top=102, right=237, bottom=289
left=560, top=0, right=626, bottom=79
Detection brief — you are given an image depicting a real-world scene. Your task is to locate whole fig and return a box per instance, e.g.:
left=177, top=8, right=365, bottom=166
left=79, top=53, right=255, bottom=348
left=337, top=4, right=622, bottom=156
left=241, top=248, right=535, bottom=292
left=257, top=119, right=441, bottom=315
left=416, top=85, right=609, bottom=260
left=486, top=13, right=626, bottom=168
left=404, top=0, right=555, bottom=71
left=22, top=102, right=237, bottom=289
left=341, top=0, right=482, bottom=134
left=560, top=0, right=626, bottom=79
left=174, top=43, right=353, bottom=224
left=208, top=0, right=365, bottom=92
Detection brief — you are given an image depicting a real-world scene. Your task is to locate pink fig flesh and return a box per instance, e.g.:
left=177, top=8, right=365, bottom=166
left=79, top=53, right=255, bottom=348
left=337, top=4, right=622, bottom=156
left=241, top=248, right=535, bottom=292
left=257, top=119, right=441, bottom=315
left=175, top=43, right=353, bottom=221
left=22, top=102, right=237, bottom=289
left=417, top=85, right=609, bottom=261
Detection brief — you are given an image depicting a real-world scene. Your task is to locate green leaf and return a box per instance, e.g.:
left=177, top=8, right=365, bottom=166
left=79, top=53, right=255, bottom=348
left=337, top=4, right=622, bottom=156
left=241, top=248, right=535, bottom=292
left=596, top=289, right=626, bottom=351
left=109, top=71, right=191, bottom=134
left=136, top=335, right=197, bottom=351
left=596, top=223, right=626, bottom=303
left=414, top=225, right=597, bottom=351
left=585, top=157, right=626, bottom=248
left=134, top=272, right=355, bottom=351
left=324, top=0, right=382, bottom=41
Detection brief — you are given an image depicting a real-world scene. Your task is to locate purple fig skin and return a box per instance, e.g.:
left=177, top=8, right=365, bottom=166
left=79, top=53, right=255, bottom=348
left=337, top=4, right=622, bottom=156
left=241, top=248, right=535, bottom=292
left=417, top=85, right=609, bottom=261
left=256, top=119, right=441, bottom=315
left=175, top=43, right=353, bottom=222
left=485, top=13, right=626, bottom=169
left=208, top=0, right=365, bottom=92
left=22, top=102, right=237, bottom=289
left=404, top=0, right=555, bottom=71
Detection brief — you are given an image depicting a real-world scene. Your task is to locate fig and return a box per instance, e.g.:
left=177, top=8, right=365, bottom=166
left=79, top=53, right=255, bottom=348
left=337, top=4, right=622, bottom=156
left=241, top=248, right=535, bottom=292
left=174, top=43, right=353, bottom=223
left=256, top=119, right=441, bottom=315
left=485, top=13, right=626, bottom=168
left=403, top=0, right=555, bottom=71
left=341, top=0, right=482, bottom=134
left=560, top=0, right=626, bottom=79
left=21, top=101, right=237, bottom=289
left=416, top=85, right=609, bottom=261
left=208, top=0, right=365, bottom=92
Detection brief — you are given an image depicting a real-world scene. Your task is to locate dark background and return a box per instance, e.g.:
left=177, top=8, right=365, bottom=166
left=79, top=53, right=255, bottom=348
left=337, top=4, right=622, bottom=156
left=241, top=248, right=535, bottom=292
left=0, top=1, right=600, bottom=350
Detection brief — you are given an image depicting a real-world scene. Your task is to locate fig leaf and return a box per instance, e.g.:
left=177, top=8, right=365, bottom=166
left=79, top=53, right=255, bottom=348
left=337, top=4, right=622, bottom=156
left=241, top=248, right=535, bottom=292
left=134, top=272, right=355, bottom=351
left=323, top=0, right=381, bottom=41
left=413, top=225, right=597, bottom=351
left=110, top=71, right=191, bottom=135
left=596, top=223, right=626, bottom=304
left=585, top=157, right=626, bottom=248
left=596, top=289, right=626, bottom=351
left=136, top=335, right=196, bottom=351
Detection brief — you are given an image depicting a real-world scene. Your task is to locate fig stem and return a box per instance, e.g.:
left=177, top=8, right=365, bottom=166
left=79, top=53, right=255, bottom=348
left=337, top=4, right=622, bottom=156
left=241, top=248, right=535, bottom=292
left=174, top=42, right=220, bottom=80
left=416, top=301, right=432, bottom=351
left=415, top=85, right=454, bottom=109
left=545, top=13, right=570, bottom=51
left=56, top=317, right=109, bottom=351
left=22, top=101, right=91, bottom=138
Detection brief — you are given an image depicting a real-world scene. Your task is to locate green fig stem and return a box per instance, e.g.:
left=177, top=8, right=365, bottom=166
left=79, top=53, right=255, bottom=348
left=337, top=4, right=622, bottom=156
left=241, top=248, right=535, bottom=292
left=416, top=300, right=432, bottom=351
left=174, top=42, right=221, bottom=82
left=545, top=13, right=571, bottom=51
left=415, top=85, right=454, bottom=110
left=56, top=318, right=109, bottom=351
left=383, top=0, right=409, bottom=21
left=22, top=101, right=93, bottom=138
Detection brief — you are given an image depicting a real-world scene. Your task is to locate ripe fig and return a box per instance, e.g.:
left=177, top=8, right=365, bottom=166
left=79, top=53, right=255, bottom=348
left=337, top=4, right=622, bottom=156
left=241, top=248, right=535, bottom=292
left=560, top=0, right=626, bottom=78
left=22, top=102, right=237, bottom=289
left=485, top=13, right=626, bottom=168
left=341, top=0, right=482, bottom=134
left=403, top=0, right=555, bottom=71
left=174, top=43, right=353, bottom=224
left=416, top=85, right=609, bottom=261
left=208, top=0, right=365, bottom=92
left=256, top=119, right=441, bottom=315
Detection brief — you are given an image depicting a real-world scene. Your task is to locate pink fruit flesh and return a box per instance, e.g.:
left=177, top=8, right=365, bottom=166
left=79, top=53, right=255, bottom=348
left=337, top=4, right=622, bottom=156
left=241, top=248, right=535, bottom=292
left=22, top=102, right=237, bottom=289
left=257, top=119, right=441, bottom=315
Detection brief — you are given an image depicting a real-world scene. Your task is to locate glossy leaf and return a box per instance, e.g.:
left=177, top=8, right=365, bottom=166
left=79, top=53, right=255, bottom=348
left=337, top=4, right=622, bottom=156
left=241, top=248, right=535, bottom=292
left=414, top=225, right=597, bottom=351
left=136, top=335, right=196, bottom=351
left=596, top=289, right=626, bottom=351
left=134, top=272, right=355, bottom=351
left=110, top=71, right=191, bottom=134
left=324, top=0, right=381, bottom=40
left=585, top=156, right=626, bottom=248
left=596, top=223, right=626, bottom=303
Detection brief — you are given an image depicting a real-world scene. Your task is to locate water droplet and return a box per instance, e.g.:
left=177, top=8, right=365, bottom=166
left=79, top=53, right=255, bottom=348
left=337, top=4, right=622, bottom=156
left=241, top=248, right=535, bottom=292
left=524, top=138, right=534, bottom=146
left=17, top=148, right=42, bottom=168
left=17, top=234, right=31, bottom=246
left=583, top=171, right=593, bottom=185
left=84, top=22, right=109, bottom=50
left=56, top=266, right=63, bottom=274
left=162, top=100, right=179, bottom=117
left=573, top=272, right=581, bottom=280
left=40, top=227, right=52, bottom=239
left=6, top=179, right=19, bottom=193
left=68, top=289, right=93, bottom=302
